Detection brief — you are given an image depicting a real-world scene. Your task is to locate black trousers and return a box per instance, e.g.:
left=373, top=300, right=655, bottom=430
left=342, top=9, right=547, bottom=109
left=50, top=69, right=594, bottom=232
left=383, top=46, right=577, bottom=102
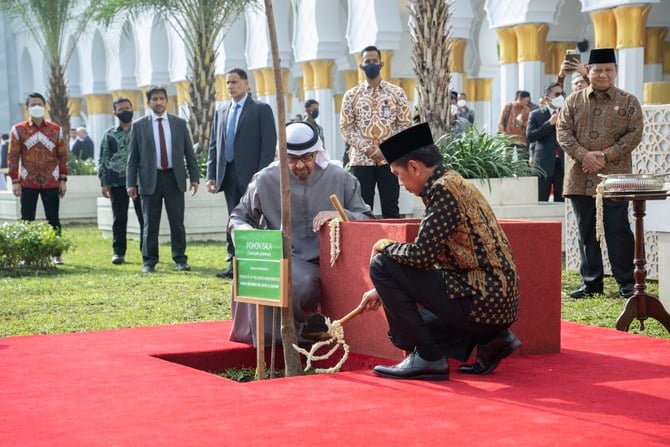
left=570, top=195, right=634, bottom=288
left=20, top=187, right=61, bottom=235
left=141, top=170, right=187, bottom=266
left=370, top=254, right=509, bottom=361
left=538, top=157, right=564, bottom=202
left=109, top=186, right=144, bottom=256
left=221, top=161, right=244, bottom=256
left=351, top=165, right=400, bottom=218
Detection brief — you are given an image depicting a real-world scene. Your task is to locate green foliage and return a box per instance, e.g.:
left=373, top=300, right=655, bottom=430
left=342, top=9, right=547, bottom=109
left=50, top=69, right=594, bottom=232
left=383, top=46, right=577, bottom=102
left=193, top=142, right=208, bottom=179
left=436, top=126, right=535, bottom=180
left=67, top=154, right=98, bottom=175
left=0, top=221, right=72, bottom=269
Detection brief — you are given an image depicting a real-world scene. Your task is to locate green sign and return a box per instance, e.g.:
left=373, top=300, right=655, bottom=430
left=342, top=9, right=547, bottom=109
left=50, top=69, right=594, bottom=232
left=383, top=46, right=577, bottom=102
left=233, top=230, right=286, bottom=306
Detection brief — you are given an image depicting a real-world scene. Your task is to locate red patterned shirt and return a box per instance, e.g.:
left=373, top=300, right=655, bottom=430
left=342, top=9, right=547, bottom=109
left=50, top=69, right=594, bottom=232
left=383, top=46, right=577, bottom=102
left=8, top=119, right=68, bottom=189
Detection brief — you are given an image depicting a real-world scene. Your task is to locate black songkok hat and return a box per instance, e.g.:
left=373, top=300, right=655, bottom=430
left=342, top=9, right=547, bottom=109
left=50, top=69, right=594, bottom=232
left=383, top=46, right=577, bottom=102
left=379, top=122, right=434, bottom=164
left=588, top=48, right=616, bottom=65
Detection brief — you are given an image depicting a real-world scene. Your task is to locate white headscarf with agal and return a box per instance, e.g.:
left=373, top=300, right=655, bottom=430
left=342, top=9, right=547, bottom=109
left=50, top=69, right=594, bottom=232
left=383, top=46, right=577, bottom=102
left=284, top=122, right=330, bottom=169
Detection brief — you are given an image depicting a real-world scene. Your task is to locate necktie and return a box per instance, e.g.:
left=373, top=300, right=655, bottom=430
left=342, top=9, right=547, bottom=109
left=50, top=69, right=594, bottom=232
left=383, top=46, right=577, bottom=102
left=157, top=117, right=168, bottom=170
left=224, top=104, right=240, bottom=162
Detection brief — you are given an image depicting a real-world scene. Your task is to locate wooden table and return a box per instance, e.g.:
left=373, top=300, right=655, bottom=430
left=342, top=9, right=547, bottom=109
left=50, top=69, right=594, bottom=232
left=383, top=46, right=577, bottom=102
left=603, top=190, right=670, bottom=333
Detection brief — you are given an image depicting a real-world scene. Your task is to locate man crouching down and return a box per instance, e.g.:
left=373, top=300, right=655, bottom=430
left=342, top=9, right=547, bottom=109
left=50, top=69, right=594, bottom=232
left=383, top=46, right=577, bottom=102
left=229, top=122, right=373, bottom=346
left=360, top=123, right=521, bottom=381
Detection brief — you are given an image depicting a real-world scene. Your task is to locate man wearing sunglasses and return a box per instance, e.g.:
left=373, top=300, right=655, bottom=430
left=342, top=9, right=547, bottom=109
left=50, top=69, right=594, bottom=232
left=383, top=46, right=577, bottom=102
left=527, top=83, right=566, bottom=202
left=228, top=122, right=373, bottom=346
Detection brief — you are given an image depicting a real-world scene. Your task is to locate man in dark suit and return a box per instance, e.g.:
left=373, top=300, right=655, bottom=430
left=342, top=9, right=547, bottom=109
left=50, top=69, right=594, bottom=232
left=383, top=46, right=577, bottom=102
left=206, top=67, right=277, bottom=278
left=526, top=82, right=565, bottom=202
left=127, top=85, right=200, bottom=273
left=71, top=127, right=95, bottom=160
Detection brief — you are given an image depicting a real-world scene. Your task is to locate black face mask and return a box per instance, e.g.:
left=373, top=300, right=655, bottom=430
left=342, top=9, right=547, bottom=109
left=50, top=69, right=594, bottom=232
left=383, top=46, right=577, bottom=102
left=309, top=109, right=319, bottom=119
left=116, top=110, right=134, bottom=124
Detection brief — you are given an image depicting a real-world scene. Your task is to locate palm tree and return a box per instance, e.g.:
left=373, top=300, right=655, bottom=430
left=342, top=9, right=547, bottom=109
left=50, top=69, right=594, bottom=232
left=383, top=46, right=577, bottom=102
left=408, top=0, right=452, bottom=138
left=1, top=0, right=95, bottom=139
left=96, top=0, right=258, bottom=151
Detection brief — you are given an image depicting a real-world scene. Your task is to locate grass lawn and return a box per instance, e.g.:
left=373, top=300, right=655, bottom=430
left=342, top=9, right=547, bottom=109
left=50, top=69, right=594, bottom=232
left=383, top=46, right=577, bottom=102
left=1, top=223, right=667, bottom=340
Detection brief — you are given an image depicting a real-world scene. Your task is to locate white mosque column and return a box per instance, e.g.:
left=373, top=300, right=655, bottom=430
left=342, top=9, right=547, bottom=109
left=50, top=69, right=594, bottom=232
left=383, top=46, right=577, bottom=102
left=448, top=38, right=466, bottom=94
left=310, top=60, right=336, bottom=156
left=84, top=94, right=114, bottom=162
left=644, top=28, right=667, bottom=82
left=68, top=98, right=84, bottom=130
left=613, top=5, right=650, bottom=100
left=514, top=24, right=548, bottom=103
left=495, top=27, right=518, bottom=111
left=470, top=78, right=492, bottom=133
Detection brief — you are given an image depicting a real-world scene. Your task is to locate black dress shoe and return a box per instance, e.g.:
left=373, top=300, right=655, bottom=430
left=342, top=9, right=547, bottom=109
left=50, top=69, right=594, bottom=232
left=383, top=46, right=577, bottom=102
left=142, top=264, right=156, bottom=273
left=619, top=284, right=635, bottom=299
left=216, top=265, right=234, bottom=279
left=569, top=285, right=604, bottom=299
left=373, top=351, right=449, bottom=381
left=458, top=329, right=521, bottom=375
left=111, top=254, right=124, bottom=265
left=176, top=262, right=191, bottom=272
left=224, top=253, right=234, bottom=262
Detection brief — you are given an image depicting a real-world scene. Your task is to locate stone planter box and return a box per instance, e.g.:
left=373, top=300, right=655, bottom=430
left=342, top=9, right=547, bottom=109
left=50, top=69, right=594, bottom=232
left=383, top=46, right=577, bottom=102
left=0, top=175, right=99, bottom=223
left=97, top=183, right=229, bottom=242
left=319, top=218, right=562, bottom=360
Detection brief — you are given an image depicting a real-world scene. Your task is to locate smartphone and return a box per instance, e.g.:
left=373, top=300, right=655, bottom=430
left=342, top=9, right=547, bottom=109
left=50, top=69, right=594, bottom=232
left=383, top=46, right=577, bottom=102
left=565, top=50, right=581, bottom=63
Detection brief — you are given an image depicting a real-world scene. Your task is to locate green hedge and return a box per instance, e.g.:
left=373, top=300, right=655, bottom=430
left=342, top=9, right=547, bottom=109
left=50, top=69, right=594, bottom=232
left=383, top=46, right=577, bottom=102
left=0, top=221, right=72, bottom=269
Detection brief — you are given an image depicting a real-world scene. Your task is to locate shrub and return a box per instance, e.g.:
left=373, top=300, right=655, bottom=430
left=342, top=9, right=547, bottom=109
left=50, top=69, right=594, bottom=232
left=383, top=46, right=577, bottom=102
left=0, top=221, right=72, bottom=269
left=68, top=155, right=97, bottom=175
left=435, top=126, right=535, bottom=180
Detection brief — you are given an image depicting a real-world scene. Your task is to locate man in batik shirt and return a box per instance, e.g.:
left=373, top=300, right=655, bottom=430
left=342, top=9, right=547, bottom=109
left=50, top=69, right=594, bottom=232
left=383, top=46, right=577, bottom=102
left=359, top=123, right=521, bottom=381
left=557, top=48, right=642, bottom=299
left=8, top=92, right=68, bottom=265
left=340, top=45, right=412, bottom=218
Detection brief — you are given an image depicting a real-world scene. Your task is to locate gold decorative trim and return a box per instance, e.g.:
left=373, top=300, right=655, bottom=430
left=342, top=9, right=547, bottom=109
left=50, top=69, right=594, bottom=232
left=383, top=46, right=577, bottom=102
left=399, top=78, right=416, bottom=102
left=496, top=27, right=517, bottom=64
left=645, top=28, right=668, bottom=64
left=175, top=81, right=190, bottom=105
left=68, top=98, right=82, bottom=116
left=643, top=82, right=670, bottom=105
left=342, top=70, right=358, bottom=91
left=613, top=5, right=650, bottom=49
left=664, top=42, right=670, bottom=75
left=85, top=94, right=113, bottom=115
left=253, top=69, right=266, bottom=97
left=448, top=38, right=466, bottom=73
left=590, top=9, right=617, bottom=49
left=310, top=60, right=334, bottom=89
left=333, top=93, right=343, bottom=114
left=514, top=24, right=549, bottom=62
left=472, top=78, right=492, bottom=102
left=111, top=90, right=143, bottom=109
left=545, top=42, right=576, bottom=75
left=302, top=62, right=315, bottom=91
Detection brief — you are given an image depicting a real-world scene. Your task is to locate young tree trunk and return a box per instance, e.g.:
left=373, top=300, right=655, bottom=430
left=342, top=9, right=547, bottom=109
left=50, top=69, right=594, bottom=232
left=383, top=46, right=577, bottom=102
left=263, top=0, right=302, bottom=377
left=48, top=62, right=70, bottom=140
left=187, top=29, right=217, bottom=151
left=409, top=0, right=452, bottom=139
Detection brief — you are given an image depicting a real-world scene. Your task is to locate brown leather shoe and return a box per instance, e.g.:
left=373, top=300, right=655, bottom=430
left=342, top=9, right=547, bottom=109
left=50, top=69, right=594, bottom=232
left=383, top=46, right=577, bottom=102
left=458, top=329, right=521, bottom=375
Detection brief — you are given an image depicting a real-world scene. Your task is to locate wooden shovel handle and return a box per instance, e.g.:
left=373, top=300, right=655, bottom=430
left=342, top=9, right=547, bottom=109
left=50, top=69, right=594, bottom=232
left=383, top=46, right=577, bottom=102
left=329, top=194, right=350, bottom=222
left=336, top=304, right=366, bottom=325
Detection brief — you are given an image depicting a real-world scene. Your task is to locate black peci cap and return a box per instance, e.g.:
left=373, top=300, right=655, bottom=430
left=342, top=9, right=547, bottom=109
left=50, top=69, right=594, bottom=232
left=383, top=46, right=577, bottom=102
left=588, top=48, right=616, bottom=65
left=379, top=122, right=434, bottom=164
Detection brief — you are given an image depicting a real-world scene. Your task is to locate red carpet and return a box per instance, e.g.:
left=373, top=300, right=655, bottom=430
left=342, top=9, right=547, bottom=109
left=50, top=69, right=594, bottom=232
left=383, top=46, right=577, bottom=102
left=1, top=320, right=669, bottom=446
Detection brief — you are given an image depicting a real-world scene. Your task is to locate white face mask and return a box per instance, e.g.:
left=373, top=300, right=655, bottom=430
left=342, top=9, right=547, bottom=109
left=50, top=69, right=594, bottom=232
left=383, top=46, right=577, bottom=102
left=28, top=105, right=45, bottom=119
left=550, top=95, right=564, bottom=109
left=457, top=99, right=467, bottom=108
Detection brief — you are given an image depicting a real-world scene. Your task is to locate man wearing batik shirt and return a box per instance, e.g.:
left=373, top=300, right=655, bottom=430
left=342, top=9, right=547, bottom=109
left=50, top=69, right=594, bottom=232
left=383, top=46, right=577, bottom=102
left=8, top=92, right=68, bottom=265
left=359, top=123, right=521, bottom=381
left=557, top=48, right=641, bottom=300
left=340, top=45, right=412, bottom=218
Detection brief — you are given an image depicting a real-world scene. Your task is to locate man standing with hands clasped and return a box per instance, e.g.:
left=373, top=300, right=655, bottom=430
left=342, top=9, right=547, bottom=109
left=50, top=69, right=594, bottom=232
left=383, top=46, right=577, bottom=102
left=340, top=45, right=412, bottom=218
left=127, top=85, right=200, bottom=273
left=557, top=48, right=642, bottom=299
